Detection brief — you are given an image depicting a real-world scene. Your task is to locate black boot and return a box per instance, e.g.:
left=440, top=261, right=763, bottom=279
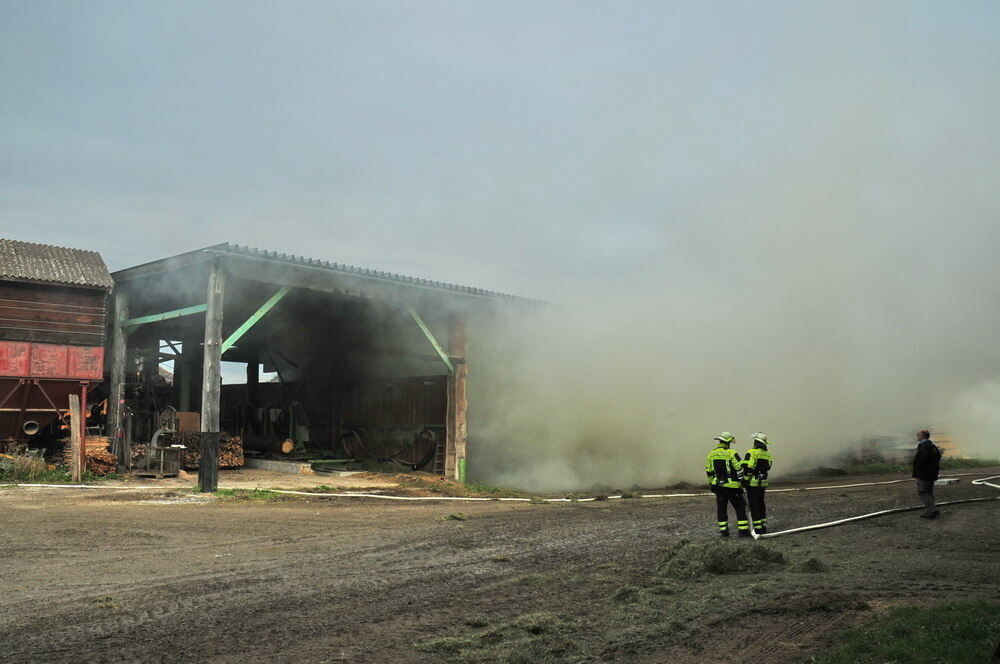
left=719, top=530, right=730, bottom=538
left=738, top=530, right=751, bottom=538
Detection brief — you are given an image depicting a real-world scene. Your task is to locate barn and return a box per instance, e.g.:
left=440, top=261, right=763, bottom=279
left=108, top=243, right=525, bottom=487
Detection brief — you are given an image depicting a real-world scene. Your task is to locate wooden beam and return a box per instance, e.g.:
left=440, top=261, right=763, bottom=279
left=445, top=313, right=468, bottom=482
left=221, top=286, right=290, bottom=353
left=199, top=263, right=225, bottom=493
left=406, top=306, right=454, bottom=374
left=108, top=290, right=128, bottom=471
left=120, top=303, right=207, bottom=330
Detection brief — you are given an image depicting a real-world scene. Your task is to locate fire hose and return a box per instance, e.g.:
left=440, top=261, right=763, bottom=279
left=751, top=473, right=1000, bottom=540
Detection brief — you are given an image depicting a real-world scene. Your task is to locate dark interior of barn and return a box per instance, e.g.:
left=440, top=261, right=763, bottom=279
left=106, top=244, right=508, bottom=481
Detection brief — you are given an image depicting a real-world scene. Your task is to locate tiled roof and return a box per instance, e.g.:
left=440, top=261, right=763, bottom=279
left=0, top=239, right=114, bottom=289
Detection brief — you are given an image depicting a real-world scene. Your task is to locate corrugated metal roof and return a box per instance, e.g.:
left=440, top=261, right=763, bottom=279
left=0, top=239, right=114, bottom=289
left=206, top=243, right=524, bottom=300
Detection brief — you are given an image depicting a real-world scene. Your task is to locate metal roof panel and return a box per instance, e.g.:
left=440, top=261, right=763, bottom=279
left=0, top=239, right=113, bottom=289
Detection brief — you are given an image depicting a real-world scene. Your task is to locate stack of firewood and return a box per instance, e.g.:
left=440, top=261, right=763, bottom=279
left=158, top=432, right=245, bottom=469
left=60, top=436, right=117, bottom=475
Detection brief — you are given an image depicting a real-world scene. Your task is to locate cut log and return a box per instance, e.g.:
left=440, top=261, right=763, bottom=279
left=243, top=437, right=295, bottom=455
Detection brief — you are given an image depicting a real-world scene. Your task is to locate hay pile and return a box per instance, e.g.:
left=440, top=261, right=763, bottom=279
left=656, top=538, right=787, bottom=578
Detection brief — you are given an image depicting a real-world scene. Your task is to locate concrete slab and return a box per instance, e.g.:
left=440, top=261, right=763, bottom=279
left=244, top=458, right=313, bottom=475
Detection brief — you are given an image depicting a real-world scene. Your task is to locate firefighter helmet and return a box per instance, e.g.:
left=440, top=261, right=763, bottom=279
left=713, top=432, right=735, bottom=444
left=753, top=432, right=769, bottom=444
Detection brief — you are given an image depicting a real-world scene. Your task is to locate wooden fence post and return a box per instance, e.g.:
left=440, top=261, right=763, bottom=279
left=69, top=394, right=81, bottom=482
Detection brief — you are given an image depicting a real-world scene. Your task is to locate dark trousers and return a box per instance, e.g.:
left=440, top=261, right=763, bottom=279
left=714, top=487, right=748, bottom=532
left=916, top=479, right=936, bottom=514
left=746, top=486, right=767, bottom=530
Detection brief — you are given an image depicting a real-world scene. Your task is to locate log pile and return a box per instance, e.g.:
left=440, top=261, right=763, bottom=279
left=60, top=436, right=117, bottom=476
left=158, top=432, right=245, bottom=469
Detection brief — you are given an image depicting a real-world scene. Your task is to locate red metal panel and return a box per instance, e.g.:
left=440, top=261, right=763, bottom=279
left=67, top=346, right=104, bottom=380
left=0, top=342, right=104, bottom=380
left=30, top=344, right=69, bottom=378
left=0, top=341, right=31, bottom=376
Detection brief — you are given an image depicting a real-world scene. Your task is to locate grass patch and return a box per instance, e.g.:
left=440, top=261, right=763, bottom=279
left=213, top=488, right=285, bottom=503
left=0, top=455, right=118, bottom=484
left=814, top=601, right=1000, bottom=664
left=656, top=539, right=787, bottom=578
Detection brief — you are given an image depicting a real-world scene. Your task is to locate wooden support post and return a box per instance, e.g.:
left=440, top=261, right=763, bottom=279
left=445, top=314, right=468, bottom=482
left=108, top=290, right=128, bottom=472
left=69, top=394, right=82, bottom=482
left=199, top=263, right=225, bottom=493
left=79, top=383, right=88, bottom=478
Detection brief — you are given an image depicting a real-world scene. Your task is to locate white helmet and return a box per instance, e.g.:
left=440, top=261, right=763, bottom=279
left=752, top=432, right=769, bottom=444
left=713, top=432, right=735, bottom=444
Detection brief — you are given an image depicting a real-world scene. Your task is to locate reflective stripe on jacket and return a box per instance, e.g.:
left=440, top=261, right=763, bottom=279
left=705, top=445, right=743, bottom=489
left=742, top=446, right=773, bottom=487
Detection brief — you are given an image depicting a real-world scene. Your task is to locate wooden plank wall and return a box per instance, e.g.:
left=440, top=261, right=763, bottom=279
left=339, top=376, right=448, bottom=431
left=0, top=282, right=108, bottom=347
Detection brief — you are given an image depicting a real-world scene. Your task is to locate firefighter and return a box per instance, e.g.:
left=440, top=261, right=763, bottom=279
left=742, top=432, right=774, bottom=534
left=705, top=432, right=750, bottom=537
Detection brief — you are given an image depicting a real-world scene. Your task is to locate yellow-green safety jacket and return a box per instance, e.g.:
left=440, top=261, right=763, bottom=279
left=705, top=445, right=743, bottom=489
left=742, top=446, right=773, bottom=487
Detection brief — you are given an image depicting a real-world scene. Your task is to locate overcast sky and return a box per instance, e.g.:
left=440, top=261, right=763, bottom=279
left=2, top=1, right=998, bottom=300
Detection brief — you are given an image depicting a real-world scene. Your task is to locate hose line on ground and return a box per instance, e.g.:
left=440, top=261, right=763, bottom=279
left=752, top=474, right=1000, bottom=540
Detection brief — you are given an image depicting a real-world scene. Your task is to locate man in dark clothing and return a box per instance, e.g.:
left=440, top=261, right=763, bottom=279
left=912, top=429, right=942, bottom=519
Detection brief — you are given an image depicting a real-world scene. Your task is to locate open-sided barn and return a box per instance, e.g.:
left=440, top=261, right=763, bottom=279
left=109, top=243, right=525, bottom=486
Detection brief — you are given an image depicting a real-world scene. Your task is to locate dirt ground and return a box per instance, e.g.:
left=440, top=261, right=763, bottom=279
left=1, top=468, right=997, bottom=664
left=71, top=467, right=403, bottom=491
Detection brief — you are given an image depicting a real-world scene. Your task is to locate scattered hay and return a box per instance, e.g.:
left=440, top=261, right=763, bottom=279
left=512, top=611, right=560, bottom=634
left=794, top=557, right=827, bottom=573
left=656, top=539, right=787, bottom=578
left=759, top=591, right=867, bottom=614
left=464, top=616, right=489, bottom=628
left=413, top=611, right=583, bottom=663
left=440, top=512, right=468, bottom=521
left=611, top=584, right=641, bottom=603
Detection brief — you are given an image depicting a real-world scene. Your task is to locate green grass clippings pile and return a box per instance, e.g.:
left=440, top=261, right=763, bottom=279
left=655, top=538, right=787, bottom=578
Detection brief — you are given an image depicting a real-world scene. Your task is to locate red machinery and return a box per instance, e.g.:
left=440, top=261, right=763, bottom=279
left=0, top=341, right=103, bottom=443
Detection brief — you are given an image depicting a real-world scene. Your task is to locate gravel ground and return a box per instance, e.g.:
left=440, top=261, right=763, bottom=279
left=0, top=468, right=997, bottom=664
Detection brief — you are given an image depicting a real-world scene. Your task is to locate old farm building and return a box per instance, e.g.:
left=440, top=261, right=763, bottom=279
left=108, top=243, right=523, bottom=484
left=0, top=239, right=112, bottom=449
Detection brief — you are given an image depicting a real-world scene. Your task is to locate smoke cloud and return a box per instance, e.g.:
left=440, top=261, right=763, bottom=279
left=469, top=109, right=1000, bottom=491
